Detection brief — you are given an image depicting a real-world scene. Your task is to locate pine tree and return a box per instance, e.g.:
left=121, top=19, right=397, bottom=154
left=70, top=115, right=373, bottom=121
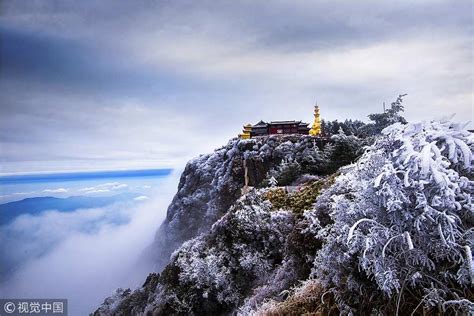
left=367, top=94, right=408, bottom=134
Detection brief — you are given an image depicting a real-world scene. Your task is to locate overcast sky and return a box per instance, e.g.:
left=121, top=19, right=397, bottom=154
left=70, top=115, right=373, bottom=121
left=1, top=0, right=472, bottom=174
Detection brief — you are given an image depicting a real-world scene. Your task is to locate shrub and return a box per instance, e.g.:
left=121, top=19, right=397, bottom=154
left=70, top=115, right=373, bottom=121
left=311, top=118, right=473, bottom=314
left=255, top=280, right=334, bottom=315
left=264, top=176, right=337, bottom=215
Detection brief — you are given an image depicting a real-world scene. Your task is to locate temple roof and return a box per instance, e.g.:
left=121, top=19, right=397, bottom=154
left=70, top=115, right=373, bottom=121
left=269, top=120, right=301, bottom=125
left=253, top=120, right=268, bottom=127
left=250, top=120, right=310, bottom=128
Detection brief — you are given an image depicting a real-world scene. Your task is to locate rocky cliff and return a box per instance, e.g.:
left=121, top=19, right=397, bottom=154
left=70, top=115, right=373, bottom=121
left=94, top=120, right=473, bottom=315
left=94, top=135, right=335, bottom=315
left=148, top=135, right=329, bottom=271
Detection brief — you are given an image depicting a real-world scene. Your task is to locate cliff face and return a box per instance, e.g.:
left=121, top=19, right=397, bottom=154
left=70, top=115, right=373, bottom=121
left=94, top=135, right=331, bottom=315
left=149, top=135, right=326, bottom=270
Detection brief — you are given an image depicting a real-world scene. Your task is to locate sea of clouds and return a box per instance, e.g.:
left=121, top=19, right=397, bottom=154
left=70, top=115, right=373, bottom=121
left=0, top=171, right=181, bottom=315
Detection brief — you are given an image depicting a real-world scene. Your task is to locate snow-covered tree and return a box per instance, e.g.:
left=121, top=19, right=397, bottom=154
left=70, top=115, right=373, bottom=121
left=323, top=128, right=365, bottom=173
left=268, top=158, right=302, bottom=186
left=365, top=94, right=408, bottom=135
left=321, top=119, right=367, bottom=137
left=269, top=176, right=278, bottom=187
left=312, top=117, right=473, bottom=313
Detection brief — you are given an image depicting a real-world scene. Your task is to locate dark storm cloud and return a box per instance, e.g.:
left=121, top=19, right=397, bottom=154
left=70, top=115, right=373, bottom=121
left=0, top=0, right=472, bottom=173
left=243, top=1, right=473, bottom=52
left=0, top=27, right=206, bottom=101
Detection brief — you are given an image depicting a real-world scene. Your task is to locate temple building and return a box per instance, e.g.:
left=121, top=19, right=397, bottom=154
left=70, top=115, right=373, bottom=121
left=239, top=105, right=322, bottom=138
left=240, top=124, right=252, bottom=139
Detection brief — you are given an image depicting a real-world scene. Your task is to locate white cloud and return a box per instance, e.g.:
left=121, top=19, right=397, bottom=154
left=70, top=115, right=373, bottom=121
left=3, top=191, right=36, bottom=196
left=43, top=188, right=69, bottom=193
left=133, top=195, right=149, bottom=201
left=78, top=182, right=129, bottom=194
left=0, top=171, right=181, bottom=315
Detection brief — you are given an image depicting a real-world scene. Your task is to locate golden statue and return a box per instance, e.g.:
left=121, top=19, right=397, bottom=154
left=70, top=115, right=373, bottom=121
left=309, top=105, right=321, bottom=136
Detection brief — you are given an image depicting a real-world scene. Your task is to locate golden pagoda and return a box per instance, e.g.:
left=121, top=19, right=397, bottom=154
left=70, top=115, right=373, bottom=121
left=239, top=124, right=252, bottom=139
left=309, top=105, right=321, bottom=136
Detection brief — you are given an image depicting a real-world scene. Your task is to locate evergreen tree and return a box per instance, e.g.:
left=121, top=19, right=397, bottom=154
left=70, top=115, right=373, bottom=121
left=366, top=94, right=408, bottom=135
left=322, top=128, right=365, bottom=173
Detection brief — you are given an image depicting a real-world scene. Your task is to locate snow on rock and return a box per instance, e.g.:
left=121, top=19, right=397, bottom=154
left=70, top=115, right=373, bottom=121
left=148, top=135, right=330, bottom=270
left=93, top=135, right=339, bottom=315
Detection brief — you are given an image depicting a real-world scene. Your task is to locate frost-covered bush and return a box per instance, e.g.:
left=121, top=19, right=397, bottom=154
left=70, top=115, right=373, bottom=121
left=264, top=177, right=336, bottom=215
left=149, top=189, right=296, bottom=314
left=312, top=118, right=473, bottom=313
left=174, top=192, right=291, bottom=299
left=268, top=159, right=302, bottom=186
left=253, top=279, right=326, bottom=315
left=322, top=129, right=366, bottom=174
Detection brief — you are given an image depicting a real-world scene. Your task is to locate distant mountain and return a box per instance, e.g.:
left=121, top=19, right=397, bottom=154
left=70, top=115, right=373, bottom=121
left=0, top=193, right=141, bottom=225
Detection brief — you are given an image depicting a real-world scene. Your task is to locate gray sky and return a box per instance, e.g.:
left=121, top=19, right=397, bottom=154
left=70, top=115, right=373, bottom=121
left=1, top=0, right=472, bottom=174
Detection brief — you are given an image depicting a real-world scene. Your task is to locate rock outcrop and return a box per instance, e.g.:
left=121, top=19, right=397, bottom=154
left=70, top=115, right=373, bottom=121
left=94, top=135, right=332, bottom=315
left=149, top=135, right=327, bottom=270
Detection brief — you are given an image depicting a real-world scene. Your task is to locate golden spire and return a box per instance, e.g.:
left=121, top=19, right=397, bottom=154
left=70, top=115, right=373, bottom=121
left=309, top=104, right=321, bottom=136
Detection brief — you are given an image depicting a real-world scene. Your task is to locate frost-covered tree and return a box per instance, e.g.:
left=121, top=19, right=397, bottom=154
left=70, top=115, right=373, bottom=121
left=312, top=118, right=473, bottom=313
left=322, top=128, right=366, bottom=173
left=268, top=158, right=302, bottom=186
left=269, top=176, right=278, bottom=187
left=321, top=119, right=368, bottom=137
left=365, top=94, right=408, bottom=135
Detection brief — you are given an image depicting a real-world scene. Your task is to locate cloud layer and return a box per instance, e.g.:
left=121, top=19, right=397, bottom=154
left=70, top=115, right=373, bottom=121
left=1, top=0, right=472, bottom=173
left=0, top=171, right=181, bottom=315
